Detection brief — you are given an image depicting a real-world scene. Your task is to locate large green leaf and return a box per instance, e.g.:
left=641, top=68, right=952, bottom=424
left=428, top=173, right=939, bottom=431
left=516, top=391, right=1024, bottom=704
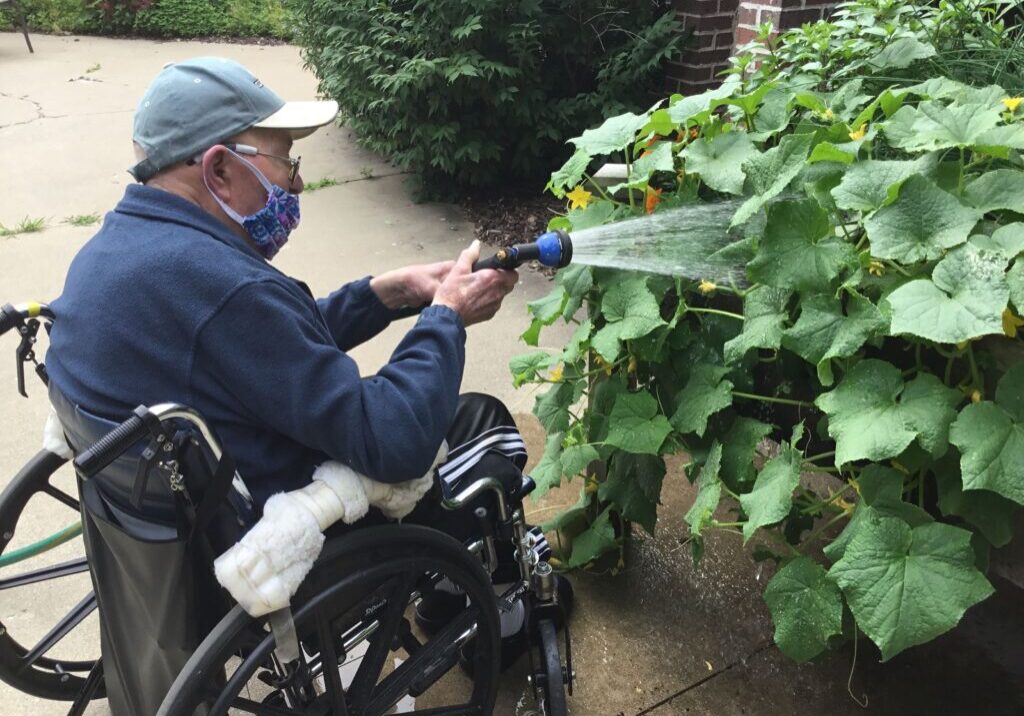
left=605, top=391, right=673, bottom=455
left=739, top=433, right=802, bottom=542
left=561, top=443, right=600, bottom=479
left=830, top=155, right=936, bottom=213
left=528, top=287, right=569, bottom=324
left=782, top=293, right=887, bottom=385
left=883, top=101, right=1003, bottom=152
left=591, top=275, right=665, bottom=361
left=720, top=417, right=772, bottom=491
left=887, top=245, right=1008, bottom=343
left=567, top=506, right=618, bottom=568
left=970, top=223, right=1024, bottom=258
left=1009, top=259, right=1024, bottom=312
left=531, top=432, right=565, bottom=498
left=722, top=286, right=791, bottom=364
left=547, top=148, right=591, bottom=196
left=963, top=169, right=1024, bottom=214
left=829, top=514, right=993, bottom=661
left=934, top=463, right=1018, bottom=548
left=747, top=199, right=855, bottom=292
left=949, top=364, right=1024, bottom=505
left=670, top=364, right=734, bottom=436
left=600, top=452, right=666, bottom=535
left=865, top=175, right=980, bottom=263
left=680, top=131, right=757, bottom=196
left=732, top=133, right=815, bottom=226
left=764, top=556, right=844, bottom=662
left=509, top=350, right=555, bottom=387
left=569, top=111, right=649, bottom=155
left=816, top=359, right=960, bottom=466
left=559, top=264, right=594, bottom=320
left=668, top=77, right=739, bottom=124
left=567, top=201, right=615, bottom=231
left=610, top=141, right=674, bottom=192
left=685, top=442, right=723, bottom=539
left=534, top=381, right=576, bottom=434
left=868, top=37, right=936, bottom=69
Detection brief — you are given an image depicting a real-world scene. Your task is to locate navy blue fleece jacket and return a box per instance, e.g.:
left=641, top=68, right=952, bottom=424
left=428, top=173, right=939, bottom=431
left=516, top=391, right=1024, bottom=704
left=47, top=184, right=466, bottom=507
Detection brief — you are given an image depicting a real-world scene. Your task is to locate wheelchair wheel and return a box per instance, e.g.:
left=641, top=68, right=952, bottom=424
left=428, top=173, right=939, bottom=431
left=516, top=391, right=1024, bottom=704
left=535, top=619, right=567, bottom=716
left=0, top=449, right=101, bottom=702
left=158, top=524, right=501, bottom=716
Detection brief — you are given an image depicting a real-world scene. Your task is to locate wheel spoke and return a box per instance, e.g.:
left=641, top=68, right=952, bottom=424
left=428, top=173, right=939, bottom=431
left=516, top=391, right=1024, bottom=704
left=18, top=592, right=96, bottom=670
left=349, top=572, right=416, bottom=711
left=366, top=608, right=478, bottom=715
left=0, top=557, right=89, bottom=590
left=42, top=484, right=80, bottom=512
left=315, top=609, right=349, bottom=715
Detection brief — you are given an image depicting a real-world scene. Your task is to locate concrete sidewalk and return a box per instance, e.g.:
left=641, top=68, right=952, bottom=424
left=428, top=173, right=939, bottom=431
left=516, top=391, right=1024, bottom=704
left=2, top=32, right=1022, bottom=716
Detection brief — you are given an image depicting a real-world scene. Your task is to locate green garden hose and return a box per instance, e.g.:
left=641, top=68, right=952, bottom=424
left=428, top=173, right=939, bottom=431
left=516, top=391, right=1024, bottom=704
left=0, top=522, right=83, bottom=567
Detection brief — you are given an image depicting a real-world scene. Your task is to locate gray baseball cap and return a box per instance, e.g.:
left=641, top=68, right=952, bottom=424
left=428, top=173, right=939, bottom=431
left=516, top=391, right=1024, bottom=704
left=130, top=56, right=338, bottom=182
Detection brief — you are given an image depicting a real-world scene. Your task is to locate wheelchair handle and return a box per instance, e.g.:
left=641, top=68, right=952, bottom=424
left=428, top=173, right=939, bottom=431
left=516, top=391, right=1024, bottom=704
left=0, top=302, right=54, bottom=337
left=74, top=403, right=226, bottom=479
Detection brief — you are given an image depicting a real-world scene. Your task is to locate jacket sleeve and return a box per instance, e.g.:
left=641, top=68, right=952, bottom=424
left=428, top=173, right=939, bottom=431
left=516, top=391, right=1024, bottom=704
left=195, top=279, right=465, bottom=483
left=316, top=276, right=409, bottom=351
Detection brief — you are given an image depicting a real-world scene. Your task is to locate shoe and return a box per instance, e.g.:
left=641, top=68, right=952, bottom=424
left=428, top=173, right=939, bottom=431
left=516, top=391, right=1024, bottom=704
left=460, top=574, right=575, bottom=676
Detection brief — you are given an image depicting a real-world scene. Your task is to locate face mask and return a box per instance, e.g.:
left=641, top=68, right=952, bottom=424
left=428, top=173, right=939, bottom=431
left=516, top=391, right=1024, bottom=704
left=204, top=148, right=300, bottom=260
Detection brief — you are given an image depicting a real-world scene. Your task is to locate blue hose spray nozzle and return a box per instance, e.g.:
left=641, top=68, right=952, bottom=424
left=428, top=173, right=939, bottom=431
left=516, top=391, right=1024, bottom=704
left=471, top=229, right=573, bottom=272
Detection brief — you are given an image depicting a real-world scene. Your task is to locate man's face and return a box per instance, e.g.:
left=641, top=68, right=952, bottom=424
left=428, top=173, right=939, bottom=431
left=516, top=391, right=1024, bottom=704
left=227, top=127, right=304, bottom=217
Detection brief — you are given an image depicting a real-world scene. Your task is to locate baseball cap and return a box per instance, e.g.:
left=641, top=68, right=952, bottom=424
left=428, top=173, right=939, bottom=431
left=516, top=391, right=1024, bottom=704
left=129, top=57, right=338, bottom=182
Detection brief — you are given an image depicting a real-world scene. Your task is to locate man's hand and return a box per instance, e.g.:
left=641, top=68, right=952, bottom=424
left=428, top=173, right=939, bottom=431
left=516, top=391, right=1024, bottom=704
left=432, top=240, right=518, bottom=326
left=370, top=260, right=456, bottom=310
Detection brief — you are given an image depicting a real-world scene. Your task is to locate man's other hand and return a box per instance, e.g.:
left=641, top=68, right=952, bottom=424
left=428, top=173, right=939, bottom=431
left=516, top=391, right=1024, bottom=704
left=432, top=240, right=518, bottom=326
left=370, top=260, right=456, bottom=310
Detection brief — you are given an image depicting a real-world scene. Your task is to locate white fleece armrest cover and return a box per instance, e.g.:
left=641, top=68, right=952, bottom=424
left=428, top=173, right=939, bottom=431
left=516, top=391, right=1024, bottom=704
left=215, top=441, right=447, bottom=617
left=43, top=409, right=74, bottom=460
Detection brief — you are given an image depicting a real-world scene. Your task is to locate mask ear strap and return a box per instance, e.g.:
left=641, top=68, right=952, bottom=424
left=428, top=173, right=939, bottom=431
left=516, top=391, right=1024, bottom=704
left=202, top=146, right=274, bottom=224
left=225, top=147, right=277, bottom=194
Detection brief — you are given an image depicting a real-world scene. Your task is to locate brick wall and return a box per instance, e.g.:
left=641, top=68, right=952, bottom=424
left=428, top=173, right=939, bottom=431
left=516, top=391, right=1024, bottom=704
left=667, top=0, right=838, bottom=94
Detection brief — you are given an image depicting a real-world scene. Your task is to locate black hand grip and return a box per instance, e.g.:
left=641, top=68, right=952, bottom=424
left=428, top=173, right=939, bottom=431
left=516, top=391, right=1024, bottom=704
left=74, top=407, right=153, bottom=479
left=0, top=303, right=19, bottom=336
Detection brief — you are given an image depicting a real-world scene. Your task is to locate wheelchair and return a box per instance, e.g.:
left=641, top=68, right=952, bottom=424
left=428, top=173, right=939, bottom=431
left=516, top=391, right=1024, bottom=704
left=0, top=301, right=575, bottom=715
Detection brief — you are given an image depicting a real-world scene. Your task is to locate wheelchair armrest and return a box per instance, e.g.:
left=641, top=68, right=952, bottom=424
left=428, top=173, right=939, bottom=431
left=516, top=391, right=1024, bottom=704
left=442, top=476, right=510, bottom=521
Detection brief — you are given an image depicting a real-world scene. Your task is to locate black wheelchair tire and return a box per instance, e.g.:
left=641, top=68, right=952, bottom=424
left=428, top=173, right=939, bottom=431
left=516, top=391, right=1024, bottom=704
left=537, top=619, right=567, bottom=716
left=157, top=524, right=501, bottom=716
left=0, top=449, right=101, bottom=702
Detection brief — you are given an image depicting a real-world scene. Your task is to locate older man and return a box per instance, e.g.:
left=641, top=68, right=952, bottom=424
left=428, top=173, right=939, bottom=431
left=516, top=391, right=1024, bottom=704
left=46, top=57, right=557, bottom=715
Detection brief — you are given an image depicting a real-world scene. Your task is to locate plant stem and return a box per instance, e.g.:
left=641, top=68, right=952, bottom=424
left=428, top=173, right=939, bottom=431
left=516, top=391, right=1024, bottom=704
left=967, top=342, right=981, bottom=389
left=583, top=172, right=617, bottom=205
left=732, top=391, right=815, bottom=408
left=804, top=450, right=835, bottom=463
left=686, top=306, right=744, bottom=321
left=800, top=510, right=851, bottom=549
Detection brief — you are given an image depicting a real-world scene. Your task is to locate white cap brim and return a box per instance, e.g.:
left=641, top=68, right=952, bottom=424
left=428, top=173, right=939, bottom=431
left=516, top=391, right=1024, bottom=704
left=254, top=100, right=339, bottom=139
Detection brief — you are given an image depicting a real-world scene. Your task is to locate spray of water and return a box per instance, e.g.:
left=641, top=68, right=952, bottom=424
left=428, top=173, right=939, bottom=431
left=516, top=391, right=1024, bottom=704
left=569, top=200, right=751, bottom=286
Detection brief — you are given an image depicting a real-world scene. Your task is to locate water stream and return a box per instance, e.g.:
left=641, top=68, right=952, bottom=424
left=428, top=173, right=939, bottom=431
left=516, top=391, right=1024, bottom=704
left=568, top=200, right=751, bottom=286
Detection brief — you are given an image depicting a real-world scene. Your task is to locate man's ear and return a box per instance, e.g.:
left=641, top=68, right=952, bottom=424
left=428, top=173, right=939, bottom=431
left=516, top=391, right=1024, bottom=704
left=201, top=146, right=232, bottom=201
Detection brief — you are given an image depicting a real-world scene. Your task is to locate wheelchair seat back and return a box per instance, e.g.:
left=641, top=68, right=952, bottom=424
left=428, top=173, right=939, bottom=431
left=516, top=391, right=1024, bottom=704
left=50, top=384, right=244, bottom=716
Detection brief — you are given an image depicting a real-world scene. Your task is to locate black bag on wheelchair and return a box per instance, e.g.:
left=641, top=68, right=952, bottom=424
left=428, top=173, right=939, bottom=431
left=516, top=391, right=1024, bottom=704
left=50, top=386, right=249, bottom=716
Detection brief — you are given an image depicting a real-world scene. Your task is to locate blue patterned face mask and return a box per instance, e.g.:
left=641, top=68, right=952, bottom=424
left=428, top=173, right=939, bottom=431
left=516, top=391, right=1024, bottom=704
left=204, top=148, right=300, bottom=260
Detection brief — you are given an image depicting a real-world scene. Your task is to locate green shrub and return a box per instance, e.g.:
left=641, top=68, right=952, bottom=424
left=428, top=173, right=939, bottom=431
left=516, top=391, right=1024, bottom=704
left=0, top=0, right=290, bottom=38
left=290, top=0, right=683, bottom=195
left=518, top=0, right=1024, bottom=664
left=732, top=0, right=1024, bottom=94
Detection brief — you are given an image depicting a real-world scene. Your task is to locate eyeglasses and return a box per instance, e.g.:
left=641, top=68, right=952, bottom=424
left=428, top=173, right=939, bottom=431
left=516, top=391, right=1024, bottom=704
left=224, top=143, right=302, bottom=184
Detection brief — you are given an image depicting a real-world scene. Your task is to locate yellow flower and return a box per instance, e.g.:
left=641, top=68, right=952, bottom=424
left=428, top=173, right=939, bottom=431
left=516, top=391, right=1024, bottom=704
left=849, top=124, right=867, bottom=141
left=822, top=108, right=835, bottom=121
left=698, top=279, right=717, bottom=294
left=548, top=364, right=564, bottom=382
left=868, top=260, right=885, bottom=277
left=1002, top=97, right=1023, bottom=112
left=836, top=497, right=856, bottom=514
left=627, top=356, right=638, bottom=375
left=566, top=185, right=592, bottom=210
left=593, top=355, right=613, bottom=376
left=956, top=340, right=969, bottom=350
left=971, top=388, right=982, bottom=403
left=1003, top=307, right=1024, bottom=337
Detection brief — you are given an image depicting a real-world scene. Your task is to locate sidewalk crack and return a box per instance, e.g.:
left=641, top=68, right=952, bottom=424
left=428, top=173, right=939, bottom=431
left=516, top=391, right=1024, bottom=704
left=633, top=641, right=773, bottom=716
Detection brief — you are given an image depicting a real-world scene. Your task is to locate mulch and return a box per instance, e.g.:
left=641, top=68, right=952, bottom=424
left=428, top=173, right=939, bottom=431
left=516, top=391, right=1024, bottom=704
left=460, top=190, right=564, bottom=250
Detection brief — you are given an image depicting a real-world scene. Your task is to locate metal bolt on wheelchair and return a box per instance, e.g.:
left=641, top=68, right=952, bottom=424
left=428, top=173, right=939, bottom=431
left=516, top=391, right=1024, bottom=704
left=0, top=301, right=575, bottom=715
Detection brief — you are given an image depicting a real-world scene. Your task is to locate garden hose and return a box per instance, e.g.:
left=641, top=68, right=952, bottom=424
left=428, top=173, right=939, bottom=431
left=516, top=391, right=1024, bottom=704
left=472, top=229, right=573, bottom=272
left=0, top=521, right=83, bottom=567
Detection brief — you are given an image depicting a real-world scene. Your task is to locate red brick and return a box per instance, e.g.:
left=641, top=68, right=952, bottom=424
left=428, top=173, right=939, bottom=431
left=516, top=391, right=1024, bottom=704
left=718, top=0, right=740, bottom=11
left=690, top=46, right=733, bottom=64
left=734, top=26, right=759, bottom=46
left=736, top=7, right=759, bottom=26
left=715, top=30, right=735, bottom=48
left=780, top=7, right=824, bottom=26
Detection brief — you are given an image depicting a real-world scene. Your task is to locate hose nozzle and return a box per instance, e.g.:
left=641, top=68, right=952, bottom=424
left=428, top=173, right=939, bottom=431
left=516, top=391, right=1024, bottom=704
left=472, top=229, right=572, bottom=272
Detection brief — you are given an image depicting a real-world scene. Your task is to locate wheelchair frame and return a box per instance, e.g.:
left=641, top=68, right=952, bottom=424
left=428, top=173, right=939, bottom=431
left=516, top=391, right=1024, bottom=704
left=0, top=300, right=575, bottom=715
